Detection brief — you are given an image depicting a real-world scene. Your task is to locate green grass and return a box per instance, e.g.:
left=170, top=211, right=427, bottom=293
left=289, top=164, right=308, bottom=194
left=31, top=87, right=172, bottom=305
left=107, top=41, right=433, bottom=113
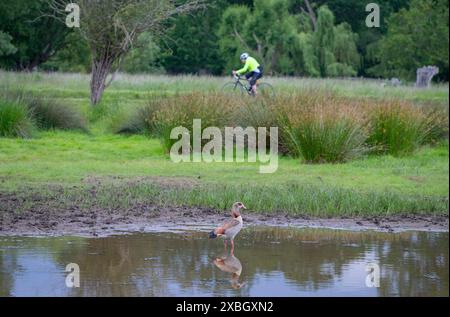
left=1, top=70, right=448, bottom=103
left=0, top=71, right=448, bottom=216
left=0, top=131, right=448, bottom=215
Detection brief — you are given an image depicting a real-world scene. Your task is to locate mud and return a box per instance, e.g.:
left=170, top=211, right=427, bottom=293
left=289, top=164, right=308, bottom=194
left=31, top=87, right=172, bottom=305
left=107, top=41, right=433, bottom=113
left=0, top=191, right=447, bottom=237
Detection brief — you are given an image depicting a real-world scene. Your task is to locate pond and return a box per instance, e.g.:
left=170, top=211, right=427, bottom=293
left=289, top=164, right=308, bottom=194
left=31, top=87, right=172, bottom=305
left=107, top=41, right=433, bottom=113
left=0, top=227, right=448, bottom=297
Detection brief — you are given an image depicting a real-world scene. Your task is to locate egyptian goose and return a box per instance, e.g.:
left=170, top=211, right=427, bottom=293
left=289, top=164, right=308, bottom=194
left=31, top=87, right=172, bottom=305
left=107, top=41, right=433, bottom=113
left=209, top=202, right=246, bottom=255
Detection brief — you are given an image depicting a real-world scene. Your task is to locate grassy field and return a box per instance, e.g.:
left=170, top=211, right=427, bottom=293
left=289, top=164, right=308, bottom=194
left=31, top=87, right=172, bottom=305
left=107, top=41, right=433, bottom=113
left=0, top=71, right=448, bottom=216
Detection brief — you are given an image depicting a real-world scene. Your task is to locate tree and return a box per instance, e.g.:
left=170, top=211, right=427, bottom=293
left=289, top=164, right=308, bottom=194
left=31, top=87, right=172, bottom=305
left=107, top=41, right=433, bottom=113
left=218, top=0, right=302, bottom=75
left=42, top=31, right=91, bottom=73
left=314, top=6, right=335, bottom=76
left=368, top=0, right=449, bottom=81
left=289, top=0, right=412, bottom=76
left=122, top=32, right=165, bottom=74
left=51, top=0, right=205, bottom=105
left=0, top=32, right=17, bottom=57
left=0, top=0, right=69, bottom=71
left=218, top=1, right=360, bottom=77
left=160, top=0, right=227, bottom=75
left=299, top=5, right=360, bottom=77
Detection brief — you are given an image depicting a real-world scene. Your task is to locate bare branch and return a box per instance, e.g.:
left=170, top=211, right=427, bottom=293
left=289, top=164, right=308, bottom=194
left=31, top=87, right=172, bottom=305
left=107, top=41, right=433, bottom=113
left=303, top=0, right=317, bottom=31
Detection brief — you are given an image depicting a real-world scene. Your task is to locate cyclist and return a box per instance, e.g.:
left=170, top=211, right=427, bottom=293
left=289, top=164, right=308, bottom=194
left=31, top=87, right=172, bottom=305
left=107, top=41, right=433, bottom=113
left=232, top=53, right=264, bottom=95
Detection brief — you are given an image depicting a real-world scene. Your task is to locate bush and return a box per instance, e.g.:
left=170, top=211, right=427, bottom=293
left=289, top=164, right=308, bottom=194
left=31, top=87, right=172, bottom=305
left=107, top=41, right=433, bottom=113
left=0, top=99, right=35, bottom=138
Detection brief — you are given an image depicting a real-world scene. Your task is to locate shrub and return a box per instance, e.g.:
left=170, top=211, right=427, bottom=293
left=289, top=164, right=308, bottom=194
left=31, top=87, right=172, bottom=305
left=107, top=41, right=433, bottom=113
left=0, top=99, right=35, bottom=138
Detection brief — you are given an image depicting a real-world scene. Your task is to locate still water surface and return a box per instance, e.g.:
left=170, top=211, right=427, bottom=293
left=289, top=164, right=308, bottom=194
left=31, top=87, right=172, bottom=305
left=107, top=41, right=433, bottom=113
left=0, top=227, right=448, bottom=296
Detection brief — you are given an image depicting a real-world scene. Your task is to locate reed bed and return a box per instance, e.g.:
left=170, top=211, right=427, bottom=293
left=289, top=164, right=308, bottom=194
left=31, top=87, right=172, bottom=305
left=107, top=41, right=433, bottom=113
left=115, top=91, right=447, bottom=163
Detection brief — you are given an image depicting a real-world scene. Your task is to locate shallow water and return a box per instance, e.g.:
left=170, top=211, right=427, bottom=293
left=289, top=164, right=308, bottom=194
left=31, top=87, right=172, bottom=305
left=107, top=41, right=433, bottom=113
left=0, top=227, right=448, bottom=297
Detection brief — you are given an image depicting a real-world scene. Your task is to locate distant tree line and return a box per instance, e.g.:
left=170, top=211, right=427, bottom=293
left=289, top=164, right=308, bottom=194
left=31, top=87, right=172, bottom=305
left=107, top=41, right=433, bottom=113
left=0, top=0, right=448, bottom=81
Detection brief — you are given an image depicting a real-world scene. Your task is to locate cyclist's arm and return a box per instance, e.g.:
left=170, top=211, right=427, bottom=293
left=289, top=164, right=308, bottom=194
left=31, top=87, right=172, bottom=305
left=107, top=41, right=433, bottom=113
left=236, top=60, right=250, bottom=76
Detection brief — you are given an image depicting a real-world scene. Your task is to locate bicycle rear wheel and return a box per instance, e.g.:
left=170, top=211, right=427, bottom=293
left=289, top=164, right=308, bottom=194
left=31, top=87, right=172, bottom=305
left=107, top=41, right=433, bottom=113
left=256, top=82, right=275, bottom=98
left=221, top=82, right=247, bottom=96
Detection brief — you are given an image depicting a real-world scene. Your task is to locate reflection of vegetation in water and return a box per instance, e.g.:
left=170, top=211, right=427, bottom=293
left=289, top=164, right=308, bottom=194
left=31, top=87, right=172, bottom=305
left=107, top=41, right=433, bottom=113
left=378, top=232, right=449, bottom=297
left=0, top=229, right=448, bottom=296
left=0, top=244, right=17, bottom=296
left=0, top=237, right=87, bottom=296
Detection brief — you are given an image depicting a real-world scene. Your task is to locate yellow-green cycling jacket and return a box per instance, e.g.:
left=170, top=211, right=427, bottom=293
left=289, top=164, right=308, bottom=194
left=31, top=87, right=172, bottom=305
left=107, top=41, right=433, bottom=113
left=236, top=57, right=261, bottom=75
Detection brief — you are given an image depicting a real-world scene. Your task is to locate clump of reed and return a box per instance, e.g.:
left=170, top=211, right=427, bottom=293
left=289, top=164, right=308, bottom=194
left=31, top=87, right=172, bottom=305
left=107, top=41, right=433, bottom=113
left=150, top=92, right=239, bottom=152
left=110, top=98, right=165, bottom=135
left=26, top=96, right=87, bottom=131
left=420, top=105, right=449, bottom=145
left=366, top=100, right=442, bottom=156
left=275, top=92, right=369, bottom=163
left=0, top=99, right=35, bottom=138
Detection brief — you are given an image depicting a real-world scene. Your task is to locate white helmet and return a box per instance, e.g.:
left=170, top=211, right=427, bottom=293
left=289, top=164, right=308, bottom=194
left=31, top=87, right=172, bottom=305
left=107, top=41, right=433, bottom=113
left=240, top=53, right=249, bottom=61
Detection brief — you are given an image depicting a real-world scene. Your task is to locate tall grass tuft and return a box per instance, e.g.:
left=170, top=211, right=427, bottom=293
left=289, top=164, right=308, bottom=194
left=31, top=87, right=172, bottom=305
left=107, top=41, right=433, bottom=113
left=1, top=88, right=87, bottom=133
left=231, top=97, right=287, bottom=154
left=151, top=92, right=238, bottom=152
left=26, top=96, right=87, bottom=131
left=367, top=101, right=427, bottom=156
left=277, top=93, right=368, bottom=163
left=420, top=105, right=449, bottom=145
left=111, top=99, right=165, bottom=135
left=0, top=99, right=35, bottom=138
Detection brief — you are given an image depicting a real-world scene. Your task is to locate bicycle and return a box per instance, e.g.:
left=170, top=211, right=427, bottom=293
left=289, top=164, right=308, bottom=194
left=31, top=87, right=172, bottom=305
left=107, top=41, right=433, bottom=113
left=221, top=75, right=275, bottom=97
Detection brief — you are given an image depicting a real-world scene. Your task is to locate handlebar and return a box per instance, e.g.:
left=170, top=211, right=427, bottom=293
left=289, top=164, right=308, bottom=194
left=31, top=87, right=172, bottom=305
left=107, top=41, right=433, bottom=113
left=233, top=74, right=247, bottom=82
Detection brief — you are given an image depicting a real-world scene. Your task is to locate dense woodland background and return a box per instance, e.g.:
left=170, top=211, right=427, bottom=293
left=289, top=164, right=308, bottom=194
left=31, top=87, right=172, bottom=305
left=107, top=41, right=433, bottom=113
left=0, top=0, right=448, bottom=81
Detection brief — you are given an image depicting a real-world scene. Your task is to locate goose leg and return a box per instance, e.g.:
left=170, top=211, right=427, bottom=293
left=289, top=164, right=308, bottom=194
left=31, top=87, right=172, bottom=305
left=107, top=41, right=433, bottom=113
left=230, top=240, right=235, bottom=255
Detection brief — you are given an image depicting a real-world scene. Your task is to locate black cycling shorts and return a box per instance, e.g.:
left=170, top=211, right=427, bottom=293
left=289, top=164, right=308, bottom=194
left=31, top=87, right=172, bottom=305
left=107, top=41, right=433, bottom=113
left=246, top=66, right=264, bottom=86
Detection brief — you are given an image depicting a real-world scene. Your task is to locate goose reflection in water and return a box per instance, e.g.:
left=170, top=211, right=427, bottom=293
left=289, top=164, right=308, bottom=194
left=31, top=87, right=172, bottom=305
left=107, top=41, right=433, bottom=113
left=213, top=253, right=246, bottom=289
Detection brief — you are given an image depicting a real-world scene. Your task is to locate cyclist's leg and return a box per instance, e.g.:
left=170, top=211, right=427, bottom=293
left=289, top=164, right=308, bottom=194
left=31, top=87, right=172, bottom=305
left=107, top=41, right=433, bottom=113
left=245, top=72, right=255, bottom=92
left=250, top=69, right=263, bottom=94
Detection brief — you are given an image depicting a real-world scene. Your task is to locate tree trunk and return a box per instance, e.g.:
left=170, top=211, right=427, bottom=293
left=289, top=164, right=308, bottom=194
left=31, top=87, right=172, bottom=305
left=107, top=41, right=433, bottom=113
left=415, top=66, right=439, bottom=88
left=90, top=57, right=113, bottom=105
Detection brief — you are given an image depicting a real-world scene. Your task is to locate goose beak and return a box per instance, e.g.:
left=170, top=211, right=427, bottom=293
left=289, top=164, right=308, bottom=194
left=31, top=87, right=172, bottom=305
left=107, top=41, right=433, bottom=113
left=242, top=204, right=247, bottom=210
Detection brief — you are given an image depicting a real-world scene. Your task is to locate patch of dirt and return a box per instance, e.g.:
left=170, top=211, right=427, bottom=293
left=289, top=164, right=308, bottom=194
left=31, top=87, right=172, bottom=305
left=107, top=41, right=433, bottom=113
left=406, top=176, right=426, bottom=183
left=0, top=190, right=448, bottom=237
left=83, top=175, right=199, bottom=189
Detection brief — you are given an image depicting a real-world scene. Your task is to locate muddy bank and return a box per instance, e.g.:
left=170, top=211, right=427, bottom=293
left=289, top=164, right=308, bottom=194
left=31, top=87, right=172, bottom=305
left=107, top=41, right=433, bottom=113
left=0, top=192, right=448, bottom=236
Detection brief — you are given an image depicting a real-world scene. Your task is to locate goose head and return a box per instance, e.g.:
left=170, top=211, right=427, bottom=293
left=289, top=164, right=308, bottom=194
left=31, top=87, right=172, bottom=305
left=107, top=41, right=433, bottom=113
left=232, top=202, right=246, bottom=218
